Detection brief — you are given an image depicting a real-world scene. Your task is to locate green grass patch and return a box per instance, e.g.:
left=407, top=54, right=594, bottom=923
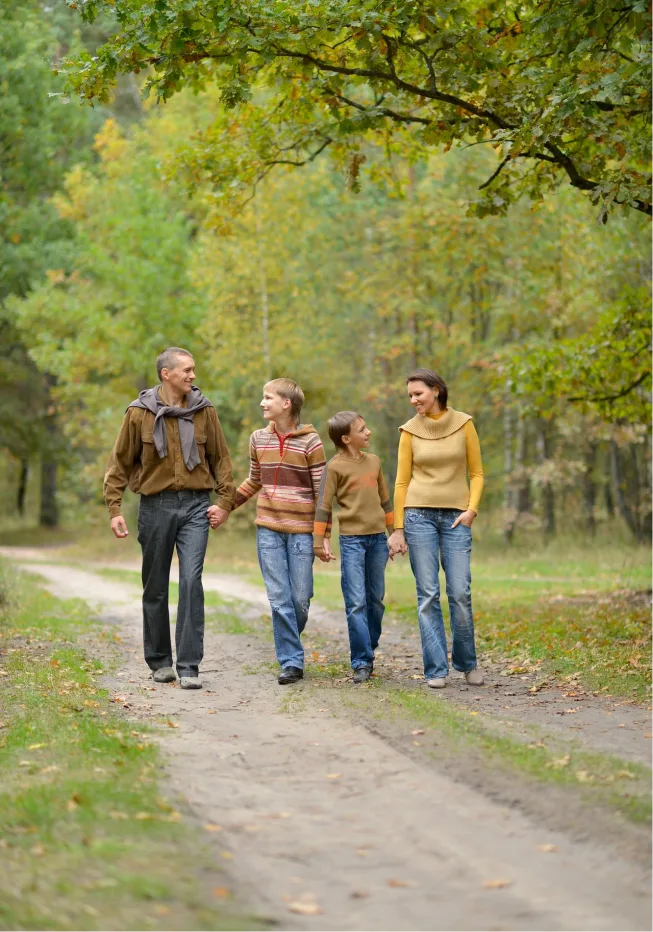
left=0, top=562, right=255, bottom=931
left=340, top=680, right=652, bottom=824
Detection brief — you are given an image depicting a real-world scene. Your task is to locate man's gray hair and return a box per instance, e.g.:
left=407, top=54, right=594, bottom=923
left=156, top=347, right=194, bottom=380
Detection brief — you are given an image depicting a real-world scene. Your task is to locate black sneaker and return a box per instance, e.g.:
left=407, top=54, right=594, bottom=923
left=278, top=666, right=304, bottom=685
left=353, top=665, right=372, bottom=684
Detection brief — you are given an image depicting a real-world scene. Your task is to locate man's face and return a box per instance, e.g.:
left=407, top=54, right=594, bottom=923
left=162, top=355, right=195, bottom=395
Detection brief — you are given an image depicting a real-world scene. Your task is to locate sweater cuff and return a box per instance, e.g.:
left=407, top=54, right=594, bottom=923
left=108, top=504, right=122, bottom=519
left=215, top=496, right=234, bottom=513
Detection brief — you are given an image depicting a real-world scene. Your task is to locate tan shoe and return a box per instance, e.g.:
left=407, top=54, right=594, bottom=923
left=427, top=677, right=447, bottom=689
left=465, top=668, right=484, bottom=686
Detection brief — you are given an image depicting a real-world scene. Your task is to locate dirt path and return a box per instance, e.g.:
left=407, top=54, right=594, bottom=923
left=3, top=551, right=652, bottom=931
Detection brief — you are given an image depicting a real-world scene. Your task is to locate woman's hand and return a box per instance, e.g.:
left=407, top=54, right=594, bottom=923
left=451, top=510, right=476, bottom=529
left=387, top=529, right=408, bottom=556
left=316, top=539, right=337, bottom=563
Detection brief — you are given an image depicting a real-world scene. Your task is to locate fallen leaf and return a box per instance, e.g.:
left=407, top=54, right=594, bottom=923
left=166, top=721, right=179, bottom=728
left=311, top=651, right=319, bottom=662
left=220, top=851, right=233, bottom=859
left=350, top=890, right=369, bottom=899
left=288, top=901, right=323, bottom=915
left=409, top=674, right=422, bottom=680
left=483, top=879, right=512, bottom=889
left=546, top=754, right=570, bottom=770
left=207, top=710, right=216, bottom=715
left=30, top=844, right=45, bottom=856
left=536, top=844, right=558, bottom=853
left=327, top=773, right=342, bottom=780
left=575, top=770, right=595, bottom=783
left=213, top=887, right=230, bottom=899
left=40, top=765, right=60, bottom=774
left=204, top=823, right=223, bottom=832
left=468, top=711, right=479, bottom=716
left=28, top=743, right=46, bottom=750
left=110, top=695, right=127, bottom=703
left=616, top=769, right=636, bottom=779
left=412, top=740, right=422, bottom=746
left=411, top=729, right=425, bottom=736
left=387, top=879, right=418, bottom=888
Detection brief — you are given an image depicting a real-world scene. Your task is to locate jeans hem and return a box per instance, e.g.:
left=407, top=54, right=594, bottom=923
left=451, top=663, right=478, bottom=673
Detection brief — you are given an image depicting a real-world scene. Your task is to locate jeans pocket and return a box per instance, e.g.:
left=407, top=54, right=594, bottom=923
left=404, top=509, right=420, bottom=525
left=290, top=535, right=314, bottom=556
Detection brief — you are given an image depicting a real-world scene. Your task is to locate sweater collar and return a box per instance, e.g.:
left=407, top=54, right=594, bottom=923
left=399, top=407, right=471, bottom=440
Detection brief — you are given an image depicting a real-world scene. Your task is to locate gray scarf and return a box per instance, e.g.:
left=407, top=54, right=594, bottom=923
left=129, top=386, right=213, bottom=471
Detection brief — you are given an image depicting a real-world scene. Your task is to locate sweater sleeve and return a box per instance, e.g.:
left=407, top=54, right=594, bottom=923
left=465, top=421, right=484, bottom=514
left=377, top=461, right=394, bottom=534
left=393, top=430, right=413, bottom=530
left=233, top=434, right=262, bottom=509
left=103, top=409, right=142, bottom=518
left=313, top=459, right=337, bottom=550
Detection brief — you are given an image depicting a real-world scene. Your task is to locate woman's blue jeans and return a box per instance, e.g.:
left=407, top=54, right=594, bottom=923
left=404, top=508, right=478, bottom=681
left=339, top=533, right=389, bottom=670
left=256, top=527, right=314, bottom=671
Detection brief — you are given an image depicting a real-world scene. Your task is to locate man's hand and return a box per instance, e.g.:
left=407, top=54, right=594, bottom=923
left=316, top=538, right=337, bottom=563
left=207, top=505, right=229, bottom=530
left=111, top=515, right=129, bottom=539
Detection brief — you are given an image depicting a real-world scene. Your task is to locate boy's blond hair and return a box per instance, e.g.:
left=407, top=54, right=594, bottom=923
left=265, top=378, right=305, bottom=421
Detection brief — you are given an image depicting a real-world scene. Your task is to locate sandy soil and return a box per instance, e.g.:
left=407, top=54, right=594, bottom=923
left=1, top=548, right=651, bottom=931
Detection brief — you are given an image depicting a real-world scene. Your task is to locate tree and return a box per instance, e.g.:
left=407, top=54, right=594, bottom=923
left=66, top=0, right=651, bottom=219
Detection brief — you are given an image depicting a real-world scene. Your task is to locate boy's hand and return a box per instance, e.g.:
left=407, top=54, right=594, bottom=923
left=387, top=529, right=407, bottom=556
left=316, top=539, right=337, bottom=563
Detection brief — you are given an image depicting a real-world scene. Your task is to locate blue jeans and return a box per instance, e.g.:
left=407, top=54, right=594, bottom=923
left=256, top=527, right=314, bottom=670
left=404, top=508, right=477, bottom=681
left=138, top=490, right=210, bottom=678
left=339, top=533, right=389, bottom=670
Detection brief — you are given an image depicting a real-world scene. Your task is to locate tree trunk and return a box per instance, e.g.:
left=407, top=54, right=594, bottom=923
left=610, top=440, right=639, bottom=541
left=39, top=460, right=58, bottom=527
left=503, top=401, right=515, bottom=544
left=583, top=442, right=597, bottom=536
left=536, top=420, right=556, bottom=537
left=17, top=459, right=28, bottom=516
left=515, top=408, right=531, bottom=515
left=39, top=376, right=59, bottom=528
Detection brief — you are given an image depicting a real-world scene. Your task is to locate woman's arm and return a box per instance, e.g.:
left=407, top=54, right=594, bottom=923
left=465, top=421, right=484, bottom=515
left=393, top=430, right=413, bottom=529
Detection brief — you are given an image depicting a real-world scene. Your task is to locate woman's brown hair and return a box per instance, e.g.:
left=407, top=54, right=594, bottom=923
left=406, top=368, right=448, bottom=408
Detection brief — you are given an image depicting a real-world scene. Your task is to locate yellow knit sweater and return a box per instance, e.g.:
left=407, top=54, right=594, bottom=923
left=394, top=408, right=484, bottom=529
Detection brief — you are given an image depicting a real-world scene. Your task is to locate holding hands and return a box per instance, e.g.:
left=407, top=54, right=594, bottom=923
left=316, top=539, right=337, bottom=563
left=207, top=505, right=230, bottom=530
left=387, top=529, right=408, bottom=558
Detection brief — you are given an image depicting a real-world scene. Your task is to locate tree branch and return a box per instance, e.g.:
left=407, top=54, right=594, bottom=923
left=568, top=369, right=651, bottom=403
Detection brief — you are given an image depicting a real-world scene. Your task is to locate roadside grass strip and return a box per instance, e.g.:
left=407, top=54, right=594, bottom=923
left=340, top=679, right=652, bottom=826
left=0, top=564, right=253, bottom=931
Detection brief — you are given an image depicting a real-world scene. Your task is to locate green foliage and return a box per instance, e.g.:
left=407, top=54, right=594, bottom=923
left=64, top=0, right=651, bottom=218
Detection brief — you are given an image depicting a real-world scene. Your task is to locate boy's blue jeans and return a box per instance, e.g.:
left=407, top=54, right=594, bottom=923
left=339, top=533, right=389, bottom=670
left=404, top=507, right=477, bottom=681
left=256, top=527, right=314, bottom=670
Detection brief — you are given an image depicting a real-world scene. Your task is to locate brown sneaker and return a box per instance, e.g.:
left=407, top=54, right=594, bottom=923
left=465, top=668, right=484, bottom=686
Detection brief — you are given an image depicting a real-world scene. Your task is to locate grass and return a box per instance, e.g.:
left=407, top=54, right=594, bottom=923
left=334, top=676, right=652, bottom=825
left=0, top=563, right=255, bottom=932
left=3, top=523, right=650, bottom=700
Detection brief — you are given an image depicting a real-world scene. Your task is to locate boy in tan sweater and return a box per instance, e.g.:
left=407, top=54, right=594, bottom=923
left=314, top=412, right=394, bottom=683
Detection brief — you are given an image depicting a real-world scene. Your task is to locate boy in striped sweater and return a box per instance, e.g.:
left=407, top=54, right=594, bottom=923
left=225, top=378, right=326, bottom=684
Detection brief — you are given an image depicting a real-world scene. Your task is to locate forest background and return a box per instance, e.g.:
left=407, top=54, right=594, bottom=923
left=1, top=0, right=651, bottom=550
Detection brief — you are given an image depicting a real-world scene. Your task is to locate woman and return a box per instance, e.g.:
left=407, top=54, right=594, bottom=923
left=387, top=368, right=484, bottom=688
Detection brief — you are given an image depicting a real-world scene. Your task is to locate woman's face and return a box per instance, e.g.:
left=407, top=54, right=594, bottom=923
left=407, top=380, right=439, bottom=415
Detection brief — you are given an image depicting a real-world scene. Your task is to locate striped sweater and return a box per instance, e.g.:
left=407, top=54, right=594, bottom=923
left=233, top=423, right=326, bottom=533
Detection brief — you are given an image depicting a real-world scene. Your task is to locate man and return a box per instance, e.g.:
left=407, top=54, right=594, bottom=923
left=104, top=347, right=235, bottom=689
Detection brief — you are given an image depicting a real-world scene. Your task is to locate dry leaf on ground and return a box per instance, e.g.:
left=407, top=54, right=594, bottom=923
left=213, top=887, right=230, bottom=899
left=204, top=823, right=222, bottom=832
left=288, top=901, right=323, bottom=915
left=536, top=844, right=558, bottom=852
left=411, top=729, right=424, bottom=735
left=387, top=879, right=418, bottom=888
left=483, top=879, right=512, bottom=889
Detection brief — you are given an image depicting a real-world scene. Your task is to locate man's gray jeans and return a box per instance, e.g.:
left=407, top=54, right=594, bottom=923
left=137, top=489, right=210, bottom=677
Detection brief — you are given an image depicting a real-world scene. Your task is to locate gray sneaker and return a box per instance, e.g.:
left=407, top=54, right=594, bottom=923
left=179, top=676, right=202, bottom=690
left=153, top=666, right=176, bottom=683
left=427, top=677, right=447, bottom=689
